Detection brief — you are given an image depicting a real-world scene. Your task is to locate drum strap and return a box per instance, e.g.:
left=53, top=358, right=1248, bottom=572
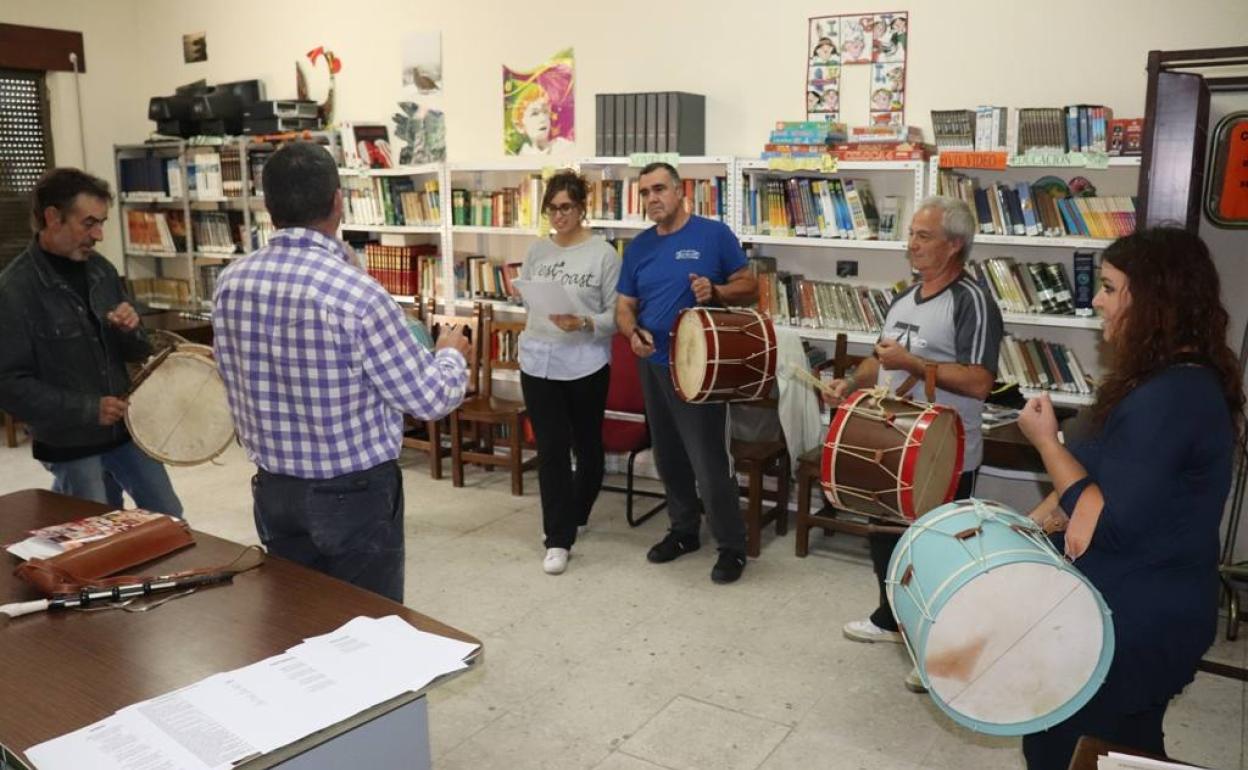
left=894, top=363, right=939, bottom=402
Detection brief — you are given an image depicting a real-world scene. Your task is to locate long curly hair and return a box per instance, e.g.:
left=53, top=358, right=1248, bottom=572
left=1093, top=227, right=1244, bottom=437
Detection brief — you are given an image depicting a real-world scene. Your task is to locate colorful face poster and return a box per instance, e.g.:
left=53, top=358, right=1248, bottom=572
left=503, top=48, right=575, bottom=156
left=806, top=11, right=907, bottom=124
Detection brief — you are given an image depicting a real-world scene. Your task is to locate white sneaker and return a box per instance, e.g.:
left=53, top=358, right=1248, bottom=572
left=543, top=548, right=569, bottom=575
left=842, top=618, right=904, bottom=644
left=904, top=666, right=928, bottom=693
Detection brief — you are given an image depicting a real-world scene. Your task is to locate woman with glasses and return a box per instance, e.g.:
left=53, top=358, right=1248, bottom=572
left=518, top=170, right=620, bottom=574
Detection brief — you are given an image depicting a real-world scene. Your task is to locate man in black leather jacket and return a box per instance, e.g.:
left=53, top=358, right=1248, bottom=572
left=0, top=168, right=182, bottom=515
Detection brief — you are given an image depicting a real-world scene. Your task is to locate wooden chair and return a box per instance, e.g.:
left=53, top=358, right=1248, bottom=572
left=449, top=304, right=538, bottom=495
left=731, top=431, right=790, bottom=558
left=401, top=300, right=483, bottom=479
left=3, top=411, right=23, bottom=448
left=794, top=333, right=907, bottom=555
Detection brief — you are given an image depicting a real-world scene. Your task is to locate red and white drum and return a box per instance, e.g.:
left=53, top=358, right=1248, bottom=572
left=669, top=307, right=777, bottom=403
left=821, top=390, right=964, bottom=523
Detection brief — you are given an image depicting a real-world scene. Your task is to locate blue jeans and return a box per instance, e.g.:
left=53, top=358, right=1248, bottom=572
left=43, top=441, right=184, bottom=517
left=252, top=460, right=405, bottom=603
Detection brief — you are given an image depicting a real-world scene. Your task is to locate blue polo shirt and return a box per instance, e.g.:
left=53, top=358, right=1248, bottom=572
left=618, top=215, right=747, bottom=365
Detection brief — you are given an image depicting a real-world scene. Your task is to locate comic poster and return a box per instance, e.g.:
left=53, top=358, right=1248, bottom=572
left=806, top=11, right=907, bottom=124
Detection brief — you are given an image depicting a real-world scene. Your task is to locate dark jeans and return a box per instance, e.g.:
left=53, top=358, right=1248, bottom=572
left=637, top=359, right=746, bottom=553
left=253, top=460, right=405, bottom=603
left=868, top=469, right=978, bottom=631
left=1022, top=682, right=1168, bottom=770
left=520, top=365, right=610, bottom=550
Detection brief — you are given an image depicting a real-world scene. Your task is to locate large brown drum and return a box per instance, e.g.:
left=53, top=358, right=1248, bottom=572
left=669, top=307, right=777, bottom=403
left=126, top=345, right=234, bottom=466
left=821, top=389, right=964, bottom=523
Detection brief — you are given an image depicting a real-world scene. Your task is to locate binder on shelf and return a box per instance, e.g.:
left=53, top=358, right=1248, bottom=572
left=623, top=94, right=636, bottom=155
left=595, top=94, right=607, bottom=157
left=666, top=92, right=706, bottom=156
left=613, top=94, right=627, bottom=157
left=646, top=92, right=659, bottom=152
left=655, top=93, right=668, bottom=153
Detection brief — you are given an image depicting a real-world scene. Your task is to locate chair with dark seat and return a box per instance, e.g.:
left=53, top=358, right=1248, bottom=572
left=449, top=304, right=539, bottom=495
left=729, top=427, right=790, bottom=558
left=600, top=333, right=666, bottom=527
left=401, top=299, right=482, bottom=479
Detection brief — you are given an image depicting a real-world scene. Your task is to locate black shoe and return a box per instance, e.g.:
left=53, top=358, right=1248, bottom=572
left=711, top=549, right=747, bottom=584
left=647, top=531, right=701, bottom=563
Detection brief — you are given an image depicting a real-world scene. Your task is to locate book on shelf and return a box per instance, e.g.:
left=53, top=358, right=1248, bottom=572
left=981, top=404, right=1021, bottom=432
left=936, top=169, right=1137, bottom=240
left=119, top=155, right=182, bottom=198
left=342, top=175, right=441, bottom=228
left=190, top=210, right=243, bottom=254
left=968, top=257, right=1077, bottom=316
left=1107, top=118, right=1144, bottom=156
left=974, top=106, right=1010, bottom=152
left=997, top=335, right=1092, bottom=395
left=186, top=151, right=225, bottom=198
left=1072, top=250, right=1097, bottom=316
left=363, top=242, right=438, bottom=297
left=595, top=92, right=705, bottom=156
left=461, top=255, right=523, bottom=301
left=747, top=255, right=895, bottom=332
left=931, top=109, right=976, bottom=151
left=130, top=277, right=192, bottom=307
left=124, top=210, right=187, bottom=253
left=451, top=177, right=544, bottom=229
left=739, top=174, right=884, bottom=241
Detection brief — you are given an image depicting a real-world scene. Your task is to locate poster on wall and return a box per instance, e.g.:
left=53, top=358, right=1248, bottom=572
left=503, top=48, right=575, bottom=156
left=397, top=31, right=446, bottom=164
left=806, top=11, right=907, bottom=125
left=182, top=32, right=207, bottom=63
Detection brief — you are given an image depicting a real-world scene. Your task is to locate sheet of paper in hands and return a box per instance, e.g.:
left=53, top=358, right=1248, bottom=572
left=512, top=279, right=577, bottom=316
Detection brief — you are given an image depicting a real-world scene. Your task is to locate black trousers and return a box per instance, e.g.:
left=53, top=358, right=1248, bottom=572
left=1021, top=682, right=1168, bottom=770
left=868, top=469, right=978, bottom=631
left=521, top=366, right=610, bottom=550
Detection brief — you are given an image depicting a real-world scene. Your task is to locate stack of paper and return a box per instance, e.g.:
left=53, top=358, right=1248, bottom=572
left=25, top=616, right=479, bottom=770
left=1098, top=752, right=1196, bottom=769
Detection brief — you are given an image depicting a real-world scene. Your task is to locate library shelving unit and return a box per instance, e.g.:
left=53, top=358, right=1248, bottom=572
left=928, top=154, right=1142, bottom=405
left=337, top=162, right=447, bottom=306
left=733, top=157, right=927, bottom=347
left=115, top=133, right=340, bottom=311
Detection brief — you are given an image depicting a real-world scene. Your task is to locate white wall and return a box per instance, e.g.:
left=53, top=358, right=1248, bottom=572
left=7, top=0, right=1248, bottom=262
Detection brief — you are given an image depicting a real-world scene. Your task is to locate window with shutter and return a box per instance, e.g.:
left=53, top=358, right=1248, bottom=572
left=0, top=69, right=53, bottom=272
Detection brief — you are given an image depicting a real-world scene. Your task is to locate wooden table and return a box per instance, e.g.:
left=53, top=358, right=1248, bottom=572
left=0, top=489, right=480, bottom=768
left=141, top=310, right=214, bottom=345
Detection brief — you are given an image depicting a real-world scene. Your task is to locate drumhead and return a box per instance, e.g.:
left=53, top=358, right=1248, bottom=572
left=924, top=561, right=1108, bottom=729
left=127, top=352, right=234, bottom=466
left=909, top=408, right=961, bottom=517
left=672, top=311, right=708, bottom=401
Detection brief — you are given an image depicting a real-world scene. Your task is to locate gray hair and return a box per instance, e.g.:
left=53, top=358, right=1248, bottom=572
left=916, top=195, right=975, bottom=261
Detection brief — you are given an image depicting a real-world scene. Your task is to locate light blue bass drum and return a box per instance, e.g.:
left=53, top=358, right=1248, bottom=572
left=886, top=499, right=1114, bottom=736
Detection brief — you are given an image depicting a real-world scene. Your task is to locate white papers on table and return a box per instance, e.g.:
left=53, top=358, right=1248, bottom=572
left=513, top=279, right=577, bottom=316
left=24, top=615, right=480, bottom=770
left=1097, top=752, right=1197, bottom=769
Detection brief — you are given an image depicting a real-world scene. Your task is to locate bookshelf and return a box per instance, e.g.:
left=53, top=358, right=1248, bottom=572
left=733, top=157, right=926, bottom=349
left=115, top=133, right=339, bottom=312
left=928, top=154, right=1142, bottom=403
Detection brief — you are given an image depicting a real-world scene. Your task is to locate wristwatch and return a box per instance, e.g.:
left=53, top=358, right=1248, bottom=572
left=580, top=316, right=591, bottom=331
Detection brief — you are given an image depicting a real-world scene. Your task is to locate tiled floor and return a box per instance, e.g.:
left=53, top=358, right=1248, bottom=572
left=1, top=442, right=1244, bottom=769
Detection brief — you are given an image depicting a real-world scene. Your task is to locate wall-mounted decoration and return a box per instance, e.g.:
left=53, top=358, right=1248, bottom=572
left=503, top=48, right=575, bottom=156
left=806, top=11, right=907, bottom=126
left=402, top=32, right=442, bottom=95
left=182, top=32, right=207, bottom=64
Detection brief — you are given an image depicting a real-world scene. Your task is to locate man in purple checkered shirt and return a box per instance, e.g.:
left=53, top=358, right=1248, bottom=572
left=212, top=141, right=471, bottom=603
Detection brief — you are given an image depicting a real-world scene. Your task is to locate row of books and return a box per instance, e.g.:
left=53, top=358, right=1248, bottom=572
left=185, top=152, right=225, bottom=199
left=342, top=175, right=441, bottom=228
left=460, top=255, right=521, bottom=300
left=998, top=335, right=1093, bottom=395
left=118, top=156, right=181, bottom=198
left=131, top=277, right=192, bottom=307
left=124, top=210, right=186, bottom=253
left=586, top=176, right=726, bottom=223
left=759, top=120, right=849, bottom=158
left=740, top=176, right=897, bottom=240
left=489, top=327, right=520, bottom=364
left=362, top=243, right=438, bottom=297
left=198, top=264, right=226, bottom=302
left=749, top=257, right=897, bottom=332
left=451, top=179, right=544, bottom=229
left=219, top=145, right=245, bottom=197
left=936, top=171, right=1137, bottom=240
left=968, top=257, right=1081, bottom=316
left=593, top=91, right=705, bottom=157
left=931, top=106, right=1126, bottom=156
left=190, top=211, right=242, bottom=254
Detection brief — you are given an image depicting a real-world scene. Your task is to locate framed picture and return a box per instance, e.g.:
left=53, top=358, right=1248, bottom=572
left=1204, top=111, right=1248, bottom=228
left=340, top=122, right=394, bottom=169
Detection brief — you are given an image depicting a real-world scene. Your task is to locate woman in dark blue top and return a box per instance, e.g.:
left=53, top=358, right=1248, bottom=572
left=1017, top=227, right=1244, bottom=770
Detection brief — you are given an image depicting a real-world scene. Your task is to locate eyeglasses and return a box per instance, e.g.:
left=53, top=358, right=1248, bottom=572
left=545, top=203, right=579, bottom=216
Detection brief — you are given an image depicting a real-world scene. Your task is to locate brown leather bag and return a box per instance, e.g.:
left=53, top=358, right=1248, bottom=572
left=14, top=516, right=194, bottom=596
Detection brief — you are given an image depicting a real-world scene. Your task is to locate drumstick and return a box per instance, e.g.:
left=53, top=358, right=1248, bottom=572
left=777, top=361, right=835, bottom=395
left=125, top=346, right=174, bottom=398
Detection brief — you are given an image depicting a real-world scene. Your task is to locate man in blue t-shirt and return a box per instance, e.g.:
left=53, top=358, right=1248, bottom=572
left=615, top=162, right=758, bottom=584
